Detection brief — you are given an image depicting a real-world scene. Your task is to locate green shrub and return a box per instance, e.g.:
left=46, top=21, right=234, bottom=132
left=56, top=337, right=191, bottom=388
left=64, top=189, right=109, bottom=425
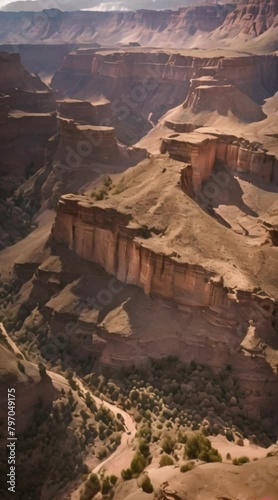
left=121, top=468, right=132, bottom=481
left=226, top=430, right=234, bottom=442
left=130, top=452, right=147, bottom=475
left=141, top=476, right=153, bottom=494
left=180, top=462, right=194, bottom=473
left=233, top=456, right=250, bottom=466
left=110, top=475, right=118, bottom=485
left=101, top=477, right=112, bottom=495
left=159, top=455, right=174, bottom=467
left=178, top=431, right=188, bottom=444
left=84, top=473, right=101, bottom=497
left=97, top=446, right=107, bottom=460
left=139, top=439, right=150, bottom=459
left=161, top=436, right=176, bottom=455
left=185, top=434, right=222, bottom=463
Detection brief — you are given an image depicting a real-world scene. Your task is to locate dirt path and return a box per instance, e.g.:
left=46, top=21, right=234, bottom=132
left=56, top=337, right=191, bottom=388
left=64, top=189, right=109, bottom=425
left=1, top=323, right=136, bottom=497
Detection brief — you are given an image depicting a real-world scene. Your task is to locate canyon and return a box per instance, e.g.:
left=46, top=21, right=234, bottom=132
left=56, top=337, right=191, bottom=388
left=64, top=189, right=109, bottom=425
left=0, top=1, right=277, bottom=47
left=0, top=1, right=277, bottom=499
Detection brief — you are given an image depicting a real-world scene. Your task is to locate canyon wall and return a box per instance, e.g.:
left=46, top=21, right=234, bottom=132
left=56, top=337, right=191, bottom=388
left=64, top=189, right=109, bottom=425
left=52, top=50, right=278, bottom=144
left=0, top=52, right=57, bottom=179
left=53, top=51, right=278, bottom=106
left=0, top=2, right=275, bottom=46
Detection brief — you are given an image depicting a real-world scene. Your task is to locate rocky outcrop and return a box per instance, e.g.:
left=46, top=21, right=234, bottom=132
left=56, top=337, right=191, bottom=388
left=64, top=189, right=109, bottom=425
left=161, top=133, right=218, bottom=190
left=58, top=98, right=112, bottom=126
left=161, top=132, right=278, bottom=190
left=0, top=111, right=57, bottom=178
left=162, top=55, right=277, bottom=133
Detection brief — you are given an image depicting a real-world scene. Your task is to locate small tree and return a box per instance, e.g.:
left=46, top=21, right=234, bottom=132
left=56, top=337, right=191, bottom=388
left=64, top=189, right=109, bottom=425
left=139, top=439, right=150, bottom=459
left=180, top=462, right=194, bottom=473
left=159, top=455, right=174, bottom=467
left=233, top=456, right=250, bottom=466
left=121, top=468, right=132, bottom=481
left=185, top=434, right=222, bottom=463
left=141, top=476, right=154, bottom=494
left=131, top=452, right=147, bottom=475
left=84, top=473, right=101, bottom=497
left=161, top=436, right=176, bottom=455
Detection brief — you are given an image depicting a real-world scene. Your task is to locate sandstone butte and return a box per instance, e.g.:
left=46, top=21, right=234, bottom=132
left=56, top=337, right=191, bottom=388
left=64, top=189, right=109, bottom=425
left=0, top=1, right=277, bottom=499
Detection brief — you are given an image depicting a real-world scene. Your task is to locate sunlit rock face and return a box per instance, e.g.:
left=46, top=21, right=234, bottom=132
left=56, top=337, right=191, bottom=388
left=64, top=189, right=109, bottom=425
left=161, top=133, right=278, bottom=190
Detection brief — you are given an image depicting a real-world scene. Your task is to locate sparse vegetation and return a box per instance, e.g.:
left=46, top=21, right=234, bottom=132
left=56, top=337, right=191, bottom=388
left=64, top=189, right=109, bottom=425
left=232, top=456, right=250, bottom=466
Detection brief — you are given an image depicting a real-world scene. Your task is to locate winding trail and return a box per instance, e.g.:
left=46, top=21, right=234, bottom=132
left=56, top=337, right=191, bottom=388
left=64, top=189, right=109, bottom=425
left=0, top=322, right=136, bottom=496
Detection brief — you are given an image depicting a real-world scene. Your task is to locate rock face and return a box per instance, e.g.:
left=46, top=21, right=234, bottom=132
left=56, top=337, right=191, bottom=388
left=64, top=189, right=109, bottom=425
left=0, top=52, right=57, bottom=180
left=161, top=132, right=278, bottom=190
left=218, top=0, right=278, bottom=37
left=0, top=111, right=57, bottom=178
left=0, top=3, right=275, bottom=46
left=51, top=156, right=278, bottom=412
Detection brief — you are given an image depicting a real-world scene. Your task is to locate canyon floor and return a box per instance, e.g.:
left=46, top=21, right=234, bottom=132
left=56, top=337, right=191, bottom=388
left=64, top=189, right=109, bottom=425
left=0, top=1, right=278, bottom=499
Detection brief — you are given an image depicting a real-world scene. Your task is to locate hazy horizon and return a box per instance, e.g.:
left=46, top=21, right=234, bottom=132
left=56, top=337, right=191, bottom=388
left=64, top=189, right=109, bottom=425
left=0, top=0, right=195, bottom=11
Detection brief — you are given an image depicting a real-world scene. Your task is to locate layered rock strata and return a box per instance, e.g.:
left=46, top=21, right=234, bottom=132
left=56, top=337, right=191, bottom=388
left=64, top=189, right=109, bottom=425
left=58, top=98, right=112, bottom=126
left=161, top=132, right=278, bottom=190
